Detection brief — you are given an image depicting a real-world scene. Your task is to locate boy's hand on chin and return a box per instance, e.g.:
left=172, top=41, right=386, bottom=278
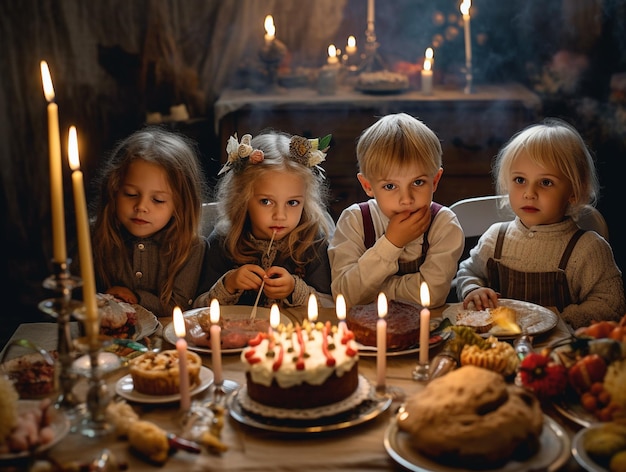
left=386, top=207, right=430, bottom=248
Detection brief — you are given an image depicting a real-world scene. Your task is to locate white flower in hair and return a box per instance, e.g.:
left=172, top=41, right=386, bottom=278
left=219, top=133, right=263, bottom=175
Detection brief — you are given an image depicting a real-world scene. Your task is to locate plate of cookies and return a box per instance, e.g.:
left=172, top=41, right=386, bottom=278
left=442, top=299, right=558, bottom=338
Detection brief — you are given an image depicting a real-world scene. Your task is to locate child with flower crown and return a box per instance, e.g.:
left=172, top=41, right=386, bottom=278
left=194, top=131, right=335, bottom=309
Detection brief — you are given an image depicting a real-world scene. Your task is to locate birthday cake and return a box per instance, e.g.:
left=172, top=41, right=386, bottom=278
left=241, top=320, right=359, bottom=409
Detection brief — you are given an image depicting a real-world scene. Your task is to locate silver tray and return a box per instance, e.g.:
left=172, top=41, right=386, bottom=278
left=384, top=415, right=571, bottom=472
left=443, top=299, right=558, bottom=339
left=228, top=381, right=392, bottom=433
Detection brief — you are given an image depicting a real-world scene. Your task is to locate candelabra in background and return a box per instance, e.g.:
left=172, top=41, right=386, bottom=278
left=461, top=0, right=474, bottom=94
left=359, top=22, right=386, bottom=73
left=38, top=260, right=82, bottom=410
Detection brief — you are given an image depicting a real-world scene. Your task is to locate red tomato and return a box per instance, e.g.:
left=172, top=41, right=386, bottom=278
left=568, top=354, right=607, bottom=393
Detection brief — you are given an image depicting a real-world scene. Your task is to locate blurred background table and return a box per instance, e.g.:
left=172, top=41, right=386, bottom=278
left=215, top=84, right=542, bottom=219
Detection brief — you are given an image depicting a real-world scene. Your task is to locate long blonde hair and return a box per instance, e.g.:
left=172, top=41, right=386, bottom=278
left=214, top=131, right=332, bottom=266
left=91, top=126, right=206, bottom=309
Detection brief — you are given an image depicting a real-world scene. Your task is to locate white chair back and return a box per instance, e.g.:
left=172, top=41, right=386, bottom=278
left=200, top=202, right=219, bottom=237
left=450, top=195, right=609, bottom=240
left=449, top=195, right=515, bottom=238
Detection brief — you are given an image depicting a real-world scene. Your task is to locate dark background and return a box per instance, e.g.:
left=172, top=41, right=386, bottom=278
left=1, top=0, right=625, bottom=346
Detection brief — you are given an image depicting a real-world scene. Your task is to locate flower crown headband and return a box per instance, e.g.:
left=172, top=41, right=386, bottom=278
left=218, top=133, right=332, bottom=177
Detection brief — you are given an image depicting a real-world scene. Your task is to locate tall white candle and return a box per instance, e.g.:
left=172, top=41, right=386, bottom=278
left=367, top=0, right=375, bottom=32
left=41, top=61, right=67, bottom=264
left=421, top=59, right=433, bottom=95
left=210, top=299, right=223, bottom=385
left=173, top=307, right=190, bottom=411
left=376, top=292, right=387, bottom=389
left=336, top=294, right=347, bottom=335
left=68, top=127, right=99, bottom=345
left=419, top=282, right=431, bottom=365
left=460, top=0, right=472, bottom=70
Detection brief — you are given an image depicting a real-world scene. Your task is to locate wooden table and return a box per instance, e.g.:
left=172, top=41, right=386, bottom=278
left=0, top=306, right=585, bottom=471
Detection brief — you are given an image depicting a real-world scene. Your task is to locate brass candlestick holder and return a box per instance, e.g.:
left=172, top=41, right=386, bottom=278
left=358, top=27, right=386, bottom=73
left=464, top=64, right=474, bottom=94
left=259, top=39, right=288, bottom=93
left=72, top=334, right=116, bottom=438
left=38, top=260, right=82, bottom=410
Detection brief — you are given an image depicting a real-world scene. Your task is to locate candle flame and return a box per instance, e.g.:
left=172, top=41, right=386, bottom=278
left=420, top=282, right=430, bottom=307
left=264, top=15, right=275, bottom=38
left=424, top=59, right=432, bottom=71
left=68, top=126, right=80, bottom=170
left=328, top=44, right=337, bottom=58
left=336, top=294, right=346, bottom=321
left=425, top=47, right=434, bottom=60
left=347, top=36, right=356, bottom=48
left=460, top=0, right=471, bottom=16
left=377, top=292, right=387, bottom=319
left=173, top=306, right=186, bottom=338
left=40, top=61, right=55, bottom=102
left=308, top=293, right=318, bottom=323
left=270, top=304, right=281, bottom=329
left=210, top=298, right=220, bottom=324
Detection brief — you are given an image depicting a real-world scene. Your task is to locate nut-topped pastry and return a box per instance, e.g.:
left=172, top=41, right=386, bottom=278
left=129, top=350, right=201, bottom=396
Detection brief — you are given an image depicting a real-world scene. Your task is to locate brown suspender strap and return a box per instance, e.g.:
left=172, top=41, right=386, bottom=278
left=558, top=229, right=586, bottom=270
left=359, top=202, right=376, bottom=249
left=493, top=221, right=510, bottom=259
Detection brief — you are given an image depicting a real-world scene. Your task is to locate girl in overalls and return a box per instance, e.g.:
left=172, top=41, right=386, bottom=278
left=456, top=118, right=625, bottom=329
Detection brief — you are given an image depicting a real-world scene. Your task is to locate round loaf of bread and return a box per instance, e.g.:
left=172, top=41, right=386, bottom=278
left=397, top=365, right=544, bottom=469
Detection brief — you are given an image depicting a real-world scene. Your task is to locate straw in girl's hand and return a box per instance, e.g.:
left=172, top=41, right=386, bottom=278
left=251, top=230, right=277, bottom=321
left=266, top=229, right=276, bottom=256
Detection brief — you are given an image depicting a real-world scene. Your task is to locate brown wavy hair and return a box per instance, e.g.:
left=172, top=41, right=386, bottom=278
left=90, top=126, right=206, bottom=310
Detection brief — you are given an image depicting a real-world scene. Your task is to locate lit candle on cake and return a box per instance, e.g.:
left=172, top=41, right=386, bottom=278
left=307, top=293, right=319, bottom=326
left=41, top=61, right=67, bottom=264
left=173, top=306, right=190, bottom=411
left=460, top=0, right=472, bottom=72
left=336, top=294, right=347, bottom=335
left=421, top=58, right=433, bottom=95
left=419, top=282, right=431, bottom=365
left=345, top=36, right=357, bottom=56
left=68, top=126, right=99, bottom=346
left=327, top=44, right=339, bottom=65
left=210, top=298, right=223, bottom=385
left=376, top=292, right=387, bottom=389
left=270, top=303, right=280, bottom=334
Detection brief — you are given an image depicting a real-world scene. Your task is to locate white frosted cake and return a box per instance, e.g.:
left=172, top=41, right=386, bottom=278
left=241, top=320, right=359, bottom=409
